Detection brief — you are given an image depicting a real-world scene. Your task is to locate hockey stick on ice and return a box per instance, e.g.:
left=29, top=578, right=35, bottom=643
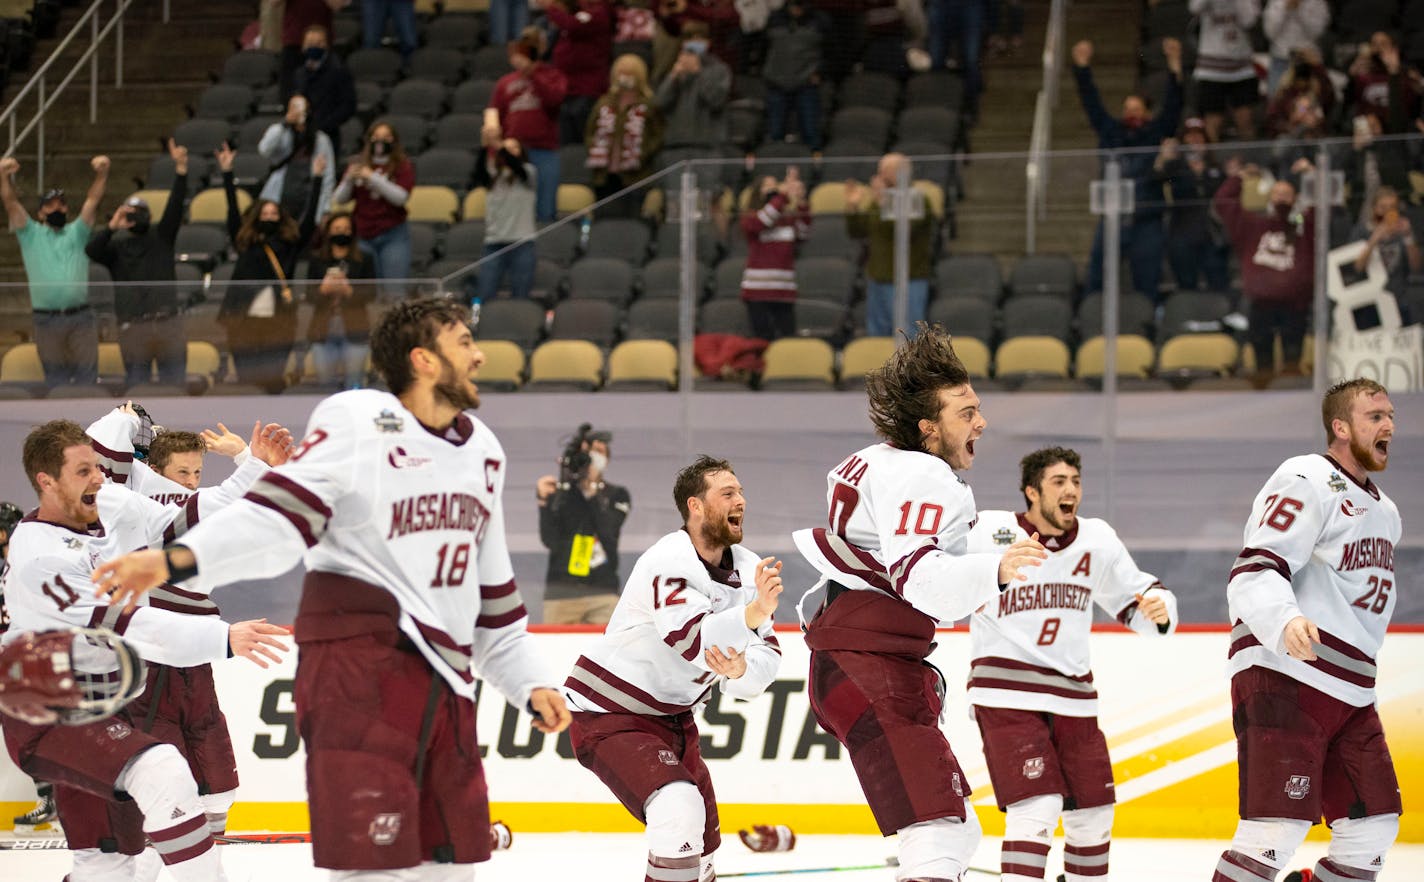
left=719, top=858, right=898, bottom=877
left=0, top=832, right=314, bottom=850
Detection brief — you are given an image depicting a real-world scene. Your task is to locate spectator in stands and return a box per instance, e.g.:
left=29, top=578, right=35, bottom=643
left=762, top=0, right=828, bottom=151
left=585, top=54, right=665, bottom=217
left=539, top=0, right=615, bottom=145
left=1072, top=37, right=1183, bottom=302
left=1214, top=157, right=1315, bottom=383
left=490, top=30, right=568, bottom=223
left=1262, top=0, right=1329, bottom=97
left=474, top=136, right=539, bottom=303
left=655, top=22, right=731, bottom=170
left=362, top=0, right=417, bottom=65
left=84, top=139, right=189, bottom=388
left=292, top=25, right=357, bottom=157
left=1265, top=46, right=1335, bottom=136
left=927, top=0, right=987, bottom=110
left=305, top=211, right=377, bottom=389
left=845, top=153, right=933, bottom=338
left=333, top=120, right=415, bottom=301
left=1156, top=119, right=1231, bottom=293
left=1347, top=32, right=1424, bottom=130
left=655, top=0, right=741, bottom=71
left=0, top=154, right=108, bottom=386
left=1347, top=112, right=1413, bottom=219
left=1189, top=0, right=1260, bottom=142
left=740, top=169, right=809, bottom=341
left=1351, top=186, right=1422, bottom=299
left=279, top=0, right=347, bottom=100
left=218, top=142, right=323, bottom=393
left=259, top=94, right=336, bottom=222
left=490, top=0, right=531, bottom=47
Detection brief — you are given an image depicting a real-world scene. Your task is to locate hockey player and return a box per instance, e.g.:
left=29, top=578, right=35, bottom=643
left=94, top=297, right=573, bottom=881
left=85, top=406, right=293, bottom=873
left=565, top=455, right=784, bottom=882
left=792, top=324, right=1047, bottom=881
left=966, top=447, right=1177, bottom=882
left=1, top=419, right=290, bottom=882
left=1214, top=378, right=1402, bottom=882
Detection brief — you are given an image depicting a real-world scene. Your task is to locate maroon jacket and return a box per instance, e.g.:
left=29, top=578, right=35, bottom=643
left=491, top=64, right=568, bottom=151
left=546, top=0, right=614, bottom=99
left=1214, top=175, right=1316, bottom=307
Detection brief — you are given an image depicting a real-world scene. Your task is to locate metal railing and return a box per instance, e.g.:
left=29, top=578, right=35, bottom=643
left=0, top=0, right=147, bottom=191
left=1025, top=0, right=1067, bottom=253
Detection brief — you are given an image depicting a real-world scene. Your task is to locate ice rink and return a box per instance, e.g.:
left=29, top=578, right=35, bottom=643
left=3, top=832, right=1423, bottom=880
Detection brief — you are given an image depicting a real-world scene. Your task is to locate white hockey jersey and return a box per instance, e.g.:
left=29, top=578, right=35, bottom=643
left=793, top=443, right=1002, bottom=624
left=0, top=484, right=230, bottom=675
left=87, top=407, right=266, bottom=617
left=965, top=511, right=1178, bottom=717
left=169, top=390, right=554, bottom=706
left=564, top=530, right=781, bottom=716
left=1227, top=453, right=1401, bottom=707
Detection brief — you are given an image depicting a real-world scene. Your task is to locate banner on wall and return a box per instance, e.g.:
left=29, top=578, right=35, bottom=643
left=2, top=630, right=1421, bottom=840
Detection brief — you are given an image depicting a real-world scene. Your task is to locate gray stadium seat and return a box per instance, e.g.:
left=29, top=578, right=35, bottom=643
left=897, top=107, right=960, bottom=150
left=567, top=257, right=636, bottom=303
left=1001, top=294, right=1074, bottom=342
left=433, top=113, right=484, bottom=149
left=1008, top=253, right=1077, bottom=299
left=444, top=220, right=486, bottom=262
left=414, top=148, right=475, bottom=191
left=640, top=257, right=707, bottom=300
left=927, top=297, right=995, bottom=343
left=220, top=51, right=278, bottom=88
left=1158, top=290, right=1234, bottom=342
left=586, top=218, right=652, bottom=266
left=1076, top=291, right=1157, bottom=340
left=347, top=47, right=403, bottom=87
left=387, top=79, right=448, bottom=120
left=697, top=299, right=754, bottom=337
left=794, top=299, right=849, bottom=341
left=935, top=254, right=1002, bottom=302
left=830, top=107, right=892, bottom=148
left=476, top=298, right=546, bottom=350
left=713, top=257, right=747, bottom=300
left=172, top=119, right=232, bottom=156
left=235, top=115, right=281, bottom=151
left=383, top=114, right=432, bottom=153
left=904, top=71, right=965, bottom=109
left=625, top=299, right=682, bottom=341
left=535, top=223, right=583, bottom=266
left=195, top=84, right=255, bottom=124
left=551, top=299, right=621, bottom=348
left=424, top=15, right=483, bottom=50
left=836, top=71, right=901, bottom=110
left=796, top=257, right=857, bottom=304
left=407, top=47, right=467, bottom=86
left=451, top=79, right=498, bottom=114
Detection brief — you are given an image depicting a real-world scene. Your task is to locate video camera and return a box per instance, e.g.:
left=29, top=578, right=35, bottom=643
left=558, top=423, right=595, bottom=488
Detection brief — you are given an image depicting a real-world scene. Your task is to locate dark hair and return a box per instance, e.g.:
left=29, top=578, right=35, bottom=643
left=235, top=200, right=300, bottom=252
left=864, top=323, right=971, bottom=452
left=369, top=297, right=473, bottom=395
left=1019, top=446, right=1082, bottom=507
left=22, top=420, right=89, bottom=495
left=1322, top=378, right=1388, bottom=443
left=147, top=431, right=206, bottom=475
left=318, top=212, right=365, bottom=263
left=360, top=119, right=409, bottom=170
left=672, top=455, right=735, bottom=523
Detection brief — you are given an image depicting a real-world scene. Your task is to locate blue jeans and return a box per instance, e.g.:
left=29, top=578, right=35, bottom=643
left=476, top=241, right=537, bottom=301
left=311, top=338, right=370, bottom=388
left=361, top=0, right=418, bottom=63
left=488, top=0, right=530, bottom=46
left=1087, top=216, right=1166, bottom=302
left=928, top=0, right=985, bottom=98
left=361, top=222, right=412, bottom=302
left=765, top=84, right=822, bottom=150
left=118, top=314, right=186, bottom=386
left=865, top=279, right=929, bottom=337
left=33, top=309, right=99, bottom=385
left=526, top=147, right=561, bottom=223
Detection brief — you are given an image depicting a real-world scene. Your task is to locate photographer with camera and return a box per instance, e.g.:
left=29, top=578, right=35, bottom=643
left=536, top=426, right=631, bottom=625
left=86, top=138, right=191, bottom=389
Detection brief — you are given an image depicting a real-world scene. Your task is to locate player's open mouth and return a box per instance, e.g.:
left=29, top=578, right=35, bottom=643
left=1059, top=503, right=1075, bottom=515
left=966, top=440, right=976, bottom=455
left=1376, top=439, right=1389, bottom=456
left=728, top=513, right=743, bottom=528
left=81, top=493, right=96, bottom=505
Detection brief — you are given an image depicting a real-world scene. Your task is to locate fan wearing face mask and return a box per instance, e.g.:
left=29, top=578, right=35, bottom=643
left=1215, top=156, right=1317, bottom=386
left=1, top=152, right=109, bottom=387
left=217, top=141, right=324, bottom=393
left=585, top=54, right=665, bottom=217
left=334, top=119, right=416, bottom=302
left=84, top=138, right=191, bottom=389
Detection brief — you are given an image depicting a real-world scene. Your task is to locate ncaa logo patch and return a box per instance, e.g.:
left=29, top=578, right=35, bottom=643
left=1284, top=775, right=1311, bottom=800
left=369, top=812, right=402, bottom=845
left=1022, top=757, right=1045, bottom=780
left=658, top=749, right=678, bottom=766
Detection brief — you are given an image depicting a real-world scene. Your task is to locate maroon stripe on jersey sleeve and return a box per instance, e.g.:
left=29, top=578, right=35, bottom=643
left=1307, top=657, right=1375, bottom=688
left=476, top=578, right=527, bottom=629
left=811, top=529, right=895, bottom=594
left=244, top=493, right=319, bottom=547
left=162, top=494, right=202, bottom=544
left=573, top=655, right=690, bottom=715
left=663, top=612, right=707, bottom=662
left=243, top=472, right=332, bottom=548
left=970, top=655, right=1094, bottom=682
left=1229, top=547, right=1292, bottom=582
left=410, top=617, right=475, bottom=683
left=563, top=674, right=626, bottom=712
left=764, top=632, right=782, bottom=655
left=1228, top=628, right=1262, bottom=658
left=90, top=439, right=132, bottom=483
left=147, top=599, right=222, bottom=616
left=1115, top=601, right=1139, bottom=626
left=890, top=542, right=937, bottom=596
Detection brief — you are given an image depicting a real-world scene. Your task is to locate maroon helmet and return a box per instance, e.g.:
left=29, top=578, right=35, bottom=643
left=0, top=628, right=146, bottom=725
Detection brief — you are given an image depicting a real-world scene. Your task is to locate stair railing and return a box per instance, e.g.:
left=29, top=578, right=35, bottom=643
left=1024, top=0, right=1067, bottom=253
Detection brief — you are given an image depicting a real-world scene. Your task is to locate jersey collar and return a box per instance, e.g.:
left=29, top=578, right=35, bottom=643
left=1322, top=454, right=1380, bottom=500
left=1017, top=511, right=1078, bottom=551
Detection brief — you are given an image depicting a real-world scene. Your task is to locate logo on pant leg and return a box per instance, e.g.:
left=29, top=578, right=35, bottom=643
left=369, top=812, right=403, bottom=845
left=951, top=772, right=964, bottom=796
left=105, top=721, right=131, bottom=741
left=658, top=749, right=678, bottom=765
left=1284, top=775, right=1311, bottom=800
left=1022, top=757, right=1045, bottom=780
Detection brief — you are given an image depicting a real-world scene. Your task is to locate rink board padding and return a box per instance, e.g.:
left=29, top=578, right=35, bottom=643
left=3, top=629, right=1421, bottom=840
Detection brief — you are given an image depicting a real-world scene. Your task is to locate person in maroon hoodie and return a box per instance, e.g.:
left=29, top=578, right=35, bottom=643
left=1213, top=157, right=1316, bottom=383
left=490, top=31, right=569, bottom=222
left=539, top=0, right=615, bottom=145
left=739, top=170, right=810, bottom=341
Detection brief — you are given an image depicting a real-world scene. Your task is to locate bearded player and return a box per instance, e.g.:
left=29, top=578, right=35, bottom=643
left=1214, top=379, right=1401, bottom=882
left=966, top=447, right=1176, bottom=882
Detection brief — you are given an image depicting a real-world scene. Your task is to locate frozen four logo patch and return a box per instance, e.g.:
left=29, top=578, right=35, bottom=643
left=374, top=409, right=405, bottom=434
left=1284, top=775, right=1311, bottom=800
left=1328, top=472, right=1348, bottom=493
left=992, top=528, right=1016, bottom=547
left=369, top=812, right=402, bottom=845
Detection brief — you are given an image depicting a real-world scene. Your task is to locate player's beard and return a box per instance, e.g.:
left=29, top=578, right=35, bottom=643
left=700, top=509, right=742, bottom=549
left=1350, top=432, right=1387, bottom=472
left=434, top=351, right=480, bottom=411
